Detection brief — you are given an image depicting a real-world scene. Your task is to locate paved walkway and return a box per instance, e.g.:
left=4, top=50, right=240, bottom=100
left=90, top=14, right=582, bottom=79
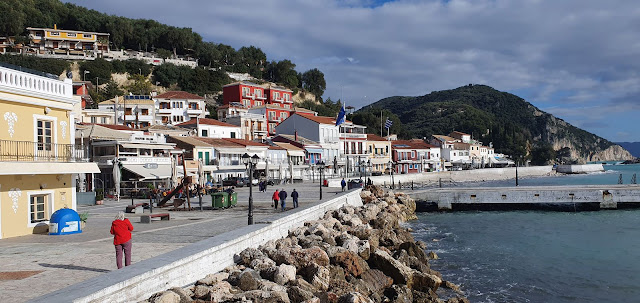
left=0, top=183, right=346, bottom=302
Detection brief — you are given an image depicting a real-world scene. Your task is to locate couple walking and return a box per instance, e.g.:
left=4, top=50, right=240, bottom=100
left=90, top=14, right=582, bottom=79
left=272, top=188, right=299, bottom=211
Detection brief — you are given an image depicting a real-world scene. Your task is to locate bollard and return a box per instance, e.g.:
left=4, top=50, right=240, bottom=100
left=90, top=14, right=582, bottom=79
left=411, top=180, right=414, bottom=190
left=439, top=178, right=442, bottom=188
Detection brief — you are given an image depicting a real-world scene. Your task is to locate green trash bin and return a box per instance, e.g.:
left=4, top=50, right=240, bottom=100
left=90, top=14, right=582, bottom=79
left=229, top=192, right=238, bottom=207
left=212, top=192, right=229, bottom=208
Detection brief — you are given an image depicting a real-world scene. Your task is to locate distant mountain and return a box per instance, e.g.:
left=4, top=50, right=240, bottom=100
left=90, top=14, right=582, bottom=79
left=355, top=84, right=632, bottom=163
left=615, top=142, right=640, bottom=158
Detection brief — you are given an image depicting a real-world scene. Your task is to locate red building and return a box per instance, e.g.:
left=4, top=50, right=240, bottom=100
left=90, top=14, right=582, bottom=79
left=222, top=81, right=267, bottom=108
left=391, top=139, right=439, bottom=174
left=72, top=81, right=94, bottom=109
left=224, top=82, right=315, bottom=136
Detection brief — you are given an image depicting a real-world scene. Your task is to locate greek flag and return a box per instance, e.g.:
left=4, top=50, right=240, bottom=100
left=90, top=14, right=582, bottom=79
left=385, top=118, right=393, bottom=129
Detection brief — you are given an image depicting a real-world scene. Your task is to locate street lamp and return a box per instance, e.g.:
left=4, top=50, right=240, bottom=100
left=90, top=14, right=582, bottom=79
left=388, top=160, right=395, bottom=189
left=83, top=70, right=90, bottom=82
left=366, top=159, right=371, bottom=184
left=317, top=160, right=325, bottom=200
left=242, top=153, right=260, bottom=225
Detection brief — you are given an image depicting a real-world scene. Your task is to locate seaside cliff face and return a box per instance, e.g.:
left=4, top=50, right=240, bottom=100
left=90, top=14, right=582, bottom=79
left=358, top=85, right=633, bottom=164
left=145, top=186, right=467, bottom=303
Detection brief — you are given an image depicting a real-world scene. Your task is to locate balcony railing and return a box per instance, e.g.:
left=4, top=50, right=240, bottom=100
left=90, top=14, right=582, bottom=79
left=0, top=139, right=89, bottom=162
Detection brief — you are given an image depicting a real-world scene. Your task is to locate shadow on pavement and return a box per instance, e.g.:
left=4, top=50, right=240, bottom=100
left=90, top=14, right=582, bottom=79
left=39, top=263, right=111, bottom=273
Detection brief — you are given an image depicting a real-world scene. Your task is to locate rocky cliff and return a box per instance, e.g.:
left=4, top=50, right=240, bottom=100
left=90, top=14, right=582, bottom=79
left=358, top=85, right=633, bottom=163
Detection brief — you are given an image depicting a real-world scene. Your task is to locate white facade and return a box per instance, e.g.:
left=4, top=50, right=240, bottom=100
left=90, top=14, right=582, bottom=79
left=154, top=93, right=206, bottom=125
left=196, top=123, right=241, bottom=139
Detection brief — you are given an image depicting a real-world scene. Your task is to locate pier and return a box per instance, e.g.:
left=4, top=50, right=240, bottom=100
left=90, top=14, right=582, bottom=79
left=411, top=185, right=640, bottom=211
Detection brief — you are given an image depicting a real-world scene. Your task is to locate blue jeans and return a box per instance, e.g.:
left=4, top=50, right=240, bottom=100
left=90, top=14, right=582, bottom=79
left=293, top=198, right=298, bottom=208
left=281, top=199, right=286, bottom=211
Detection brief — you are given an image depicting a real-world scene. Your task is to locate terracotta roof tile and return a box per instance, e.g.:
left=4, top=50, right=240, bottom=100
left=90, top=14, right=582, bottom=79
left=155, top=91, right=203, bottom=100
left=367, top=134, right=387, bottom=141
left=222, top=138, right=269, bottom=147
left=177, top=118, right=238, bottom=128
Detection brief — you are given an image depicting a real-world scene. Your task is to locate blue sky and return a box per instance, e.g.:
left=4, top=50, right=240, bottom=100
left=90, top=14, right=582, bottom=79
left=66, top=0, right=640, bottom=142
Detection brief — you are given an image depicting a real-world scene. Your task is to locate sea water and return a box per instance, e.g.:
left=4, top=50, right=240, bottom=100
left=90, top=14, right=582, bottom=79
left=407, top=164, right=640, bottom=302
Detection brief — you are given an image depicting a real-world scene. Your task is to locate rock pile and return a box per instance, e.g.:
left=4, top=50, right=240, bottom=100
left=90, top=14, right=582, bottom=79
left=145, top=186, right=468, bottom=303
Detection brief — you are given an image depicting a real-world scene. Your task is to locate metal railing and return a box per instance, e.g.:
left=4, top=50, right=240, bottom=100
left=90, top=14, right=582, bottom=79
left=0, top=139, right=89, bottom=162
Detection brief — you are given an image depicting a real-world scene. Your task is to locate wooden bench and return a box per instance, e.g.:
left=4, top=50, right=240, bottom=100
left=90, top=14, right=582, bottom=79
left=140, top=213, right=170, bottom=223
left=125, top=203, right=149, bottom=213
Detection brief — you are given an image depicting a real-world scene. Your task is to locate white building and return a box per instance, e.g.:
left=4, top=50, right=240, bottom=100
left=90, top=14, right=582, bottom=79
left=177, top=118, right=241, bottom=139
left=225, top=112, right=268, bottom=141
left=154, top=91, right=206, bottom=125
left=97, top=95, right=155, bottom=129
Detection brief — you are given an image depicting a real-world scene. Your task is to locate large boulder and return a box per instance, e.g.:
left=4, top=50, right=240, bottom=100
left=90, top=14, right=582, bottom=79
left=196, top=272, right=229, bottom=286
left=330, top=250, right=369, bottom=277
left=148, top=291, right=180, bottom=303
left=274, top=263, right=297, bottom=284
left=239, top=247, right=266, bottom=265
left=238, top=268, right=262, bottom=291
left=288, top=286, right=315, bottom=303
left=359, top=269, right=393, bottom=294
left=251, top=256, right=278, bottom=272
left=290, top=246, right=330, bottom=269
left=368, top=249, right=414, bottom=286
left=167, top=287, right=192, bottom=302
left=300, top=263, right=330, bottom=291
left=411, top=270, right=442, bottom=292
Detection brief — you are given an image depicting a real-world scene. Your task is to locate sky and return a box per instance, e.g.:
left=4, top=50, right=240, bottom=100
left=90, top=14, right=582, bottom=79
left=66, top=0, right=640, bottom=142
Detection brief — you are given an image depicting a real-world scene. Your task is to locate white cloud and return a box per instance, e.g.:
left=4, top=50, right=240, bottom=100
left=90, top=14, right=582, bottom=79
left=65, top=0, right=640, bottom=140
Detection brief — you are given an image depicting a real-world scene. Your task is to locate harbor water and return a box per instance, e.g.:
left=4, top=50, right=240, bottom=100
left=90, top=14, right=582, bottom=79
left=408, top=164, right=640, bottom=302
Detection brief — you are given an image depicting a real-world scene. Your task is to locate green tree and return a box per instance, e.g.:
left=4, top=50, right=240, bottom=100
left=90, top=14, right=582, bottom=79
left=301, top=68, right=326, bottom=100
left=0, top=0, right=27, bottom=37
left=80, top=58, right=112, bottom=85
left=125, top=74, right=151, bottom=95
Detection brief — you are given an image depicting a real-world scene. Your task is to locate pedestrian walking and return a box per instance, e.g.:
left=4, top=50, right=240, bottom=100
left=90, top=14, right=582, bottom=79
left=110, top=211, right=133, bottom=269
left=279, top=188, right=288, bottom=211
left=291, top=189, right=299, bottom=208
left=341, top=178, right=347, bottom=192
left=272, top=189, right=280, bottom=209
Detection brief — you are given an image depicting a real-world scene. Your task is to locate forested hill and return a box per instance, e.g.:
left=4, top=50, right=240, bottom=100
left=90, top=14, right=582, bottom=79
left=353, top=85, right=632, bottom=164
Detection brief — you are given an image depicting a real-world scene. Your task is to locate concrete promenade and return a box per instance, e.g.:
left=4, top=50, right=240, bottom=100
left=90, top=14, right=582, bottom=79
left=0, top=182, right=343, bottom=302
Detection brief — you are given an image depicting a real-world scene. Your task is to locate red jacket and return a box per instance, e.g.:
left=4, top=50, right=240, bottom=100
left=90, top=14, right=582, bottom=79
left=110, top=218, right=134, bottom=245
left=272, top=190, right=280, bottom=201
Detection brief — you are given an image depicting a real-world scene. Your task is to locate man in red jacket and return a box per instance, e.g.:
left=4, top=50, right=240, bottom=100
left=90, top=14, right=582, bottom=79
left=110, top=211, right=134, bottom=269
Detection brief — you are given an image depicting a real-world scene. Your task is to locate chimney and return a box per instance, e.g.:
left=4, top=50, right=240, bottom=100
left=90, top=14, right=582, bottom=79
left=54, top=24, right=57, bottom=30
left=295, top=130, right=298, bottom=141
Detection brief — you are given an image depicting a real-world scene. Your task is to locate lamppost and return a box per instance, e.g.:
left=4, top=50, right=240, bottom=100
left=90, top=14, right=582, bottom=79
left=317, top=160, right=325, bottom=200
left=83, top=70, right=90, bottom=82
left=242, top=153, right=259, bottom=225
left=366, top=159, right=371, bottom=184
left=388, top=160, right=395, bottom=189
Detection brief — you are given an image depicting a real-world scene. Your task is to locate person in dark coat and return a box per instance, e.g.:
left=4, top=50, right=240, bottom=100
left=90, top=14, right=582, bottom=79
left=291, top=189, right=299, bottom=208
left=278, top=189, right=288, bottom=211
left=341, top=178, right=347, bottom=192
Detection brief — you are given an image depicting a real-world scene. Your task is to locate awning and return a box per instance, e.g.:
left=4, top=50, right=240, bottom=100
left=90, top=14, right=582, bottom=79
left=120, top=143, right=173, bottom=150
left=122, top=164, right=178, bottom=180
left=287, top=150, right=305, bottom=157
left=305, top=148, right=323, bottom=154
left=0, top=162, right=100, bottom=175
left=214, top=148, right=244, bottom=154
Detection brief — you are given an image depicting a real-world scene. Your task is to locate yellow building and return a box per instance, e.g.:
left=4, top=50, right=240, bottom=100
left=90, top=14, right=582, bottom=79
left=27, top=25, right=110, bottom=56
left=0, top=65, right=99, bottom=239
left=366, top=134, right=392, bottom=174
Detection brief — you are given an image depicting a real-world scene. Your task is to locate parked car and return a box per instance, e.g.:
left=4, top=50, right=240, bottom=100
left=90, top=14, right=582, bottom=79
left=222, top=177, right=245, bottom=187
left=241, top=177, right=259, bottom=186
left=347, top=179, right=364, bottom=189
left=451, top=166, right=463, bottom=171
left=371, top=171, right=383, bottom=176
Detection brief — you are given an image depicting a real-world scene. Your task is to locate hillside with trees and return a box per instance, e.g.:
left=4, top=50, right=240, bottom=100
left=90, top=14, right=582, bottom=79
left=0, top=0, right=327, bottom=104
left=353, top=85, right=632, bottom=164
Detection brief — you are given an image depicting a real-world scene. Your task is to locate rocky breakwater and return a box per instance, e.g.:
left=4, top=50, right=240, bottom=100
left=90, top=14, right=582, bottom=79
left=144, top=186, right=467, bottom=303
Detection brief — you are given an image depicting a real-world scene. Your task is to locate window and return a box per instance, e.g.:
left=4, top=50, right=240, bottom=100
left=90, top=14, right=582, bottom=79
left=202, top=129, right=208, bottom=137
left=67, top=33, right=76, bottom=37
left=411, top=151, right=416, bottom=158
left=101, top=117, right=107, bottom=123
left=83, top=34, right=92, bottom=38
left=284, top=104, right=290, bottom=109
left=37, top=120, right=53, bottom=151
left=91, top=117, right=97, bottom=123
left=50, top=31, right=60, bottom=36
left=284, top=94, right=290, bottom=101
left=269, top=112, right=276, bottom=120
left=231, top=132, right=236, bottom=139
left=30, top=194, right=48, bottom=223
left=274, top=92, right=280, bottom=100
left=242, top=87, right=250, bottom=96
